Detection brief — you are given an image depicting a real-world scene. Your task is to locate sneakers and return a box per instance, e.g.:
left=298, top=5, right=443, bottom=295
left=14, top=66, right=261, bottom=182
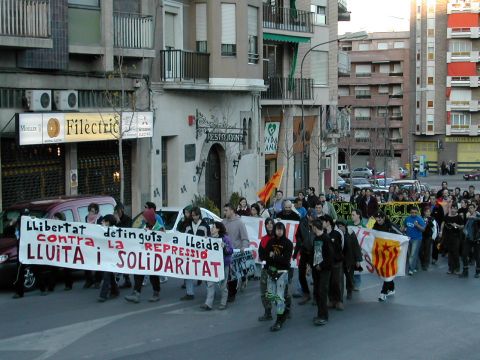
left=447, top=269, right=454, bottom=275
left=160, top=277, right=168, bottom=284
left=378, top=293, right=387, bottom=302
left=335, top=302, right=344, bottom=311
left=298, top=294, right=311, bottom=305
left=218, top=304, right=227, bottom=310
left=97, top=296, right=107, bottom=303
left=200, top=304, right=212, bottom=311
left=313, top=317, right=327, bottom=326
left=125, top=291, right=141, bottom=303
left=258, top=311, right=273, bottom=321
left=386, top=289, right=395, bottom=297
left=408, top=270, right=414, bottom=276
left=432, top=259, right=437, bottom=265
left=180, top=294, right=195, bottom=301
left=149, top=291, right=160, bottom=302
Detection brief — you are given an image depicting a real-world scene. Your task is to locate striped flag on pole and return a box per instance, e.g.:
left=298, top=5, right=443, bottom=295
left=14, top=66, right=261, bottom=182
left=257, top=167, right=284, bottom=204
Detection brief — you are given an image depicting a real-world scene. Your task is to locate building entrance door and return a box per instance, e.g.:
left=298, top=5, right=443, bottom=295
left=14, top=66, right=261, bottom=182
left=205, top=144, right=222, bottom=209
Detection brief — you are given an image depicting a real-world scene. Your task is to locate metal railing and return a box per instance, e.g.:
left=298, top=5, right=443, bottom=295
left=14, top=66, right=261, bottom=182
left=113, top=12, right=153, bottom=49
left=263, top=4, right=314, bottom=33
left=160, top=49, right=210, bottom=83
left=0, top=0, right=50, bottom=37
left=262, top=77, right=313, bottom=100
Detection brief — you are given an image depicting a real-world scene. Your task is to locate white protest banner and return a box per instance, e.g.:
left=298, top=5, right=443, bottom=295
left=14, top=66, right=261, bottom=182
left=229, top=249, right=256, bottom=281
left=19, top=217, right=225, bottom=282
left=350, top=226, right=409, bottom=281
left=241, top=216, right=299, bottom=268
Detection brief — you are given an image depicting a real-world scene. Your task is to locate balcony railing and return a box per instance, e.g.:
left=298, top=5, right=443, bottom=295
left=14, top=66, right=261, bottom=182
left=114, top=12, right=153, bottom=49
left=0, top=0, right=50, bottom=38
left=263, top=4, right=314, bottom=33
left=159, top=50, right=210, bottom=83
left=355, top=91, right=371, bottom=99
left=262, top=77, right=313, bottom=100
left=355, top=116, right=370, bottom=121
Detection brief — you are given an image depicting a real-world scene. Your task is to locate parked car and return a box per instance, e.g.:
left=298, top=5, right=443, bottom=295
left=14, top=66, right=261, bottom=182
left=132, top=207, right=221, bottom=232
left=345, top=177, right=373, bottom=192
left=351, top=167, right=373, bottom=178
left=338, top=163, right=350, bottom=177
left=463, top=169, right=480, bottom=181
left=399, top=167, right=408, bottom=179
left=337, top=176, right=346, bottom=192
left=390, top=179, right=422, bottom=194
left=0, top=195, right=116, bottom=290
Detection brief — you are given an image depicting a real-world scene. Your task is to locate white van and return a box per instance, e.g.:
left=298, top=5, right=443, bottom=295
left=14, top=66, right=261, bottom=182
left=338, top=163, right=350, bottom=177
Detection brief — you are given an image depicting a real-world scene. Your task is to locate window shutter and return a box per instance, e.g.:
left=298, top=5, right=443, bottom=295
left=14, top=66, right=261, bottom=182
left=379, top=64, right=389, bottom=73
left=164, top=12, right=175, bottom=48
left=311, top=51, right=328, bottom=85
left=450, top=89, right=472, bottom=101
left=248, top=6, right=258, bottom=36
left=196, top=3, right=207, bottom=42
left=355, top=64, right=371, bottom=74
left=221, top=3, right=236, bottom=44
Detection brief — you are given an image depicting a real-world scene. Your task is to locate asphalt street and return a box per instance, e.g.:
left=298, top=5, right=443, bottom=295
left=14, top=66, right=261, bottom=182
left=1, top=254, right=480, bottom=360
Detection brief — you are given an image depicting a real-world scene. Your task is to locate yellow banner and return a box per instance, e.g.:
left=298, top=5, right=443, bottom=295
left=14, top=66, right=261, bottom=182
left=64, top=113, right=120, bottom=142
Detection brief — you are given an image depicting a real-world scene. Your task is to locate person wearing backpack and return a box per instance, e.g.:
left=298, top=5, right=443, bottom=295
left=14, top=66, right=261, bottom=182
left=460, top=203, right=480, bottom=278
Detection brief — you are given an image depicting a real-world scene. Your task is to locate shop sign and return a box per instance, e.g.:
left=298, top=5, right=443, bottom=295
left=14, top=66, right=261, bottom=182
left=206, top=132, right=245, bottom=143
left=445, top=136, right=480, bottom=143
left=17, top=112, right=153, bottom=145
left=264, top=122, right=280, bottom=155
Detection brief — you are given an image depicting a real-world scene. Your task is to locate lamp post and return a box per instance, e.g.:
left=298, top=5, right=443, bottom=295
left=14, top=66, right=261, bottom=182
left=300, top=31, right=367, bottom=191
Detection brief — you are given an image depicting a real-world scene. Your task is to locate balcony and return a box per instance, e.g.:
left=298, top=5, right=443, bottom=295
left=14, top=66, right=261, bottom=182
left=389, top=93, right=403, bottom=98
left=338, top=0, right=350, bottom=21
left=0, top=0, right=52, bottom=48
left=113, top=12, right=155, bottom=57
left=389, top=71, right=404, bottom=76
left=448, top=27, right=480, bottom=38
left=263, top=4, right=314, bottom=34
left=355, top=91, right=371, bottom=99
left=448, top=76, right=479, bottom=87
left=355, top=116, right=371, bottom=121
left=355, top=73, right=371, bottom=78
left=446, top=100, right=479, bottom=111
left=390, top=113, right=403, bottom=120
left=261, top=77, right=313, bottom=101
left=447, top=51, right=480, bottom=62
left=446, top=124, right=478, bottom=135
left=160, top=50, right=210, bottom=84
left=447, top=1, right=480, bottom=14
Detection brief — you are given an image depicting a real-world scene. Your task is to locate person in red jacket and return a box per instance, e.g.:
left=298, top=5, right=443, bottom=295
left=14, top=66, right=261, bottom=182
left=257, top=218, right=275, bottom=321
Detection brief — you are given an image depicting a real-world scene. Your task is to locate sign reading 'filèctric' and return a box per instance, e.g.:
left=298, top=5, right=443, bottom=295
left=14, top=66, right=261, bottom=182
left=17, top=112, right=153, bottom=145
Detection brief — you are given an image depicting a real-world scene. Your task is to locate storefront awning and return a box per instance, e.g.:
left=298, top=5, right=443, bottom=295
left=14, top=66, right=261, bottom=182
left=263, top=33, right=310, bottom=43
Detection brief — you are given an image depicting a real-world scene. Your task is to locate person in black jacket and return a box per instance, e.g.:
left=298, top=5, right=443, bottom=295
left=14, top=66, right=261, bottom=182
left=264, top=222, right=293, bottom=332
left=306, top=187, right=319, bottom=210
left=181, top=206, right=211, bottom=300
left=373, top=211, right=403, bottom=302
left=276, top=200, right=300, bottom=221
left=420, top=207, right=436, bottom=271
left=337, top=220, right=362, bottom=300
left=321, top=215, right=344, bottom=311
left=114, top=203, right=133, bottom=289
left=293, top=209, right=316, bottom=305
left=311, top=219, right=333, bottom=326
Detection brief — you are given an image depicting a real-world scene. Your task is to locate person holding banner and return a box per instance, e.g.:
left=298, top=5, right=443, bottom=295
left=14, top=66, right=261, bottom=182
left=83, top=203, right=104, bottom=289
left=182, top=207, right=211, bottom=301
left=322, top=215, right=344, bottom=311
left=124, top=208, right=164, bottom=304
left=311, top=219, right=333, bottom=326
left=373, top=211, right=403, bottom=302
left=98, top=214, right=120, bottom=302
left=258, top=218, right=275, bottom=321
left=201, top=222, right=233, bottom=311
left=264, top=222, right=293, bottom=332
left=348, top=209, right=366, bottom=290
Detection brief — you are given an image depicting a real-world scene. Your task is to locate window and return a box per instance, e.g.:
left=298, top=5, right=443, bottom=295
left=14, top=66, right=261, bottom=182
left=164, top=12, right=176, bottom=49
left=354, top=129, right=370, bottom=142
left=451, top=113, right=471, bottom=129
left=311, top=51, right=328, bottom=85
left=428, top=77, right=434, bottom=85
left=354, top=108, right=370, bottom=120
left=338, top=86, right=350, bottom=96
left=355, top=64, right=371, bottom=77
left=68, top=0, right=99, bottom=7
left=416, top=52, right=420, bottom=61
left=427, top=100, right=434, bottom=108
left=196, top=3, right=207, bottom=53
left=449, top=40, right=472, bottom=52
left=221, top=3, right=236, bottom=56
left=417, top=77, right=420, bottom=85
left=377, top=107, right=387, bottom=116
left=379, top=64, right=389, bottom=74
left=377, top=42, right=388, bottom=50
left=426, top=114, right=434, bottom=133
left=427, top=18, right=435, bottom=29
left=428, top=46, right=434, bottom=60
left=248, top=6, right=258, bottom=63
left=378, top=85, right=389, bottom=94
left=451, top=89, right=472, bottom=101
left=62, top=210, right=74, bottom=222
left=311, top=5, right=326, bottom=25
left=427, top=29, right=434, bottom=37
left=355, top=86, right=370, bottom=98
left=358, top=43, right=370, bottom=51
left=392, top=63, right=402, bottom=74
left=394, top=41, right=405, bottom=49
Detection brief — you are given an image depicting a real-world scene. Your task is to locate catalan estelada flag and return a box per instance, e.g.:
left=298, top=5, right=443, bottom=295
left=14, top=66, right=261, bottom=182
left=372, top=238, right=401, bottom=278
left=257, top=167, right=284, bottom=204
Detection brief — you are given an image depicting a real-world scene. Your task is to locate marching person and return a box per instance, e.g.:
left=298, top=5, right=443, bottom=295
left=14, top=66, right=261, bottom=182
left=201, top=221, right=233, bottom=310
left=124, top=208, right=163, bottom=303
left=306, top=187, right=319, bottom=210
left=359, top=189, right=379, bottom=221
left=276, top=200, right=300, bottom=221
left=348, top=209, right=366, bottom=290
left=114, top=203, right=133, bottom=289
left=272, top=190, right=284, bottom=216
left=460, top=203, right=480, bottom=278
left=337, top=220, right=362, bottom=300
left=236, top=197, right=251, bottom=217
left=263, top=222, right=293, bottom=332
left=372, top=211, right=403, bottom=302
left=322, top=215, right=344, bottom=311
left=84, top=203, right=103, bottom=289
left=223, top=203, right=249, bottom=303
left=420, top=207, right=437, bottom=271
left=403, top=205, right=426, bottom=276
left=98, top=214, right=120, bottom=302
left=182, top=206, right=211, bottom=300
left=258, top=218, right=275, bottom=321
left=441, top=203, right=464, bottom=275
left=311, top=219, right=333, bottom=326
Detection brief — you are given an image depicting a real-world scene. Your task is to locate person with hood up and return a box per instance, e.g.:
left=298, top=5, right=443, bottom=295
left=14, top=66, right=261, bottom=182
left=257, top=218, right=275, bottom=321
left=124, top=208, right=163, bottom=303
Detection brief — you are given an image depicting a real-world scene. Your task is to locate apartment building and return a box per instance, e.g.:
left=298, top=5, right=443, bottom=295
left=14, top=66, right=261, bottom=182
left=0, top=0, right=157, bottom=212
left=337, top=32, right=411, bottom=173
left=261, top=0, right=349, bottom=196
left=411, top=0, right=480, bottom=173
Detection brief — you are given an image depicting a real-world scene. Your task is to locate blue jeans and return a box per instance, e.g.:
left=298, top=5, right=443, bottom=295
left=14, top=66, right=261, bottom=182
left=185, top=279, right=195, bottom=296
left=408, top=239, right=422, bottom=271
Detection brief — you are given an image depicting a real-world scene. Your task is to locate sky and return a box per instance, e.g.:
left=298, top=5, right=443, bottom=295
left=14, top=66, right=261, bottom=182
left=338, top=0, right=411, bottom=35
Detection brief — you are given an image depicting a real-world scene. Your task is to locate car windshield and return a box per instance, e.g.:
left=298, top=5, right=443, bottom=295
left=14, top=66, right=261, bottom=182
left=0, top=209, right=47, bottom=237
left=352, top=178, right=369, bottom=185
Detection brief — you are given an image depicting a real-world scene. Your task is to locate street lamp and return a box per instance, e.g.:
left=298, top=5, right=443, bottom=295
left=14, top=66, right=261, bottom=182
left=300, top=30, right=367, bottom=191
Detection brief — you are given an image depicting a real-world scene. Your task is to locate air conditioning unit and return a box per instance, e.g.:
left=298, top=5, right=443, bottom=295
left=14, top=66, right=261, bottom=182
left=54, top=90, right=78, bottom=111
left=25, top=90, right=51, bottom=111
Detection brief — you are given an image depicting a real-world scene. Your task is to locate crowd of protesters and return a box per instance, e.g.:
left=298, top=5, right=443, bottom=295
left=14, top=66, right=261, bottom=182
left=10, top=180, right=480, bottom=332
